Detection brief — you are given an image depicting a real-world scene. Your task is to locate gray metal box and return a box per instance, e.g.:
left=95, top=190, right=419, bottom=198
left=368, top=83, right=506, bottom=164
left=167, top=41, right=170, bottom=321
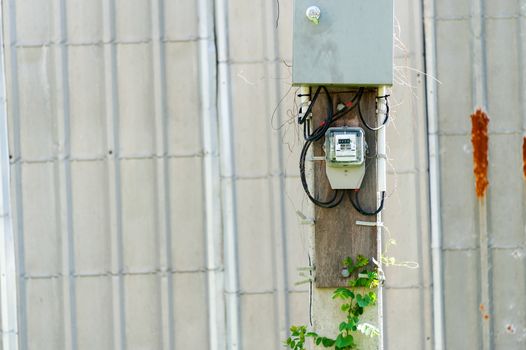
left=292, top=0, right=393, bottom=86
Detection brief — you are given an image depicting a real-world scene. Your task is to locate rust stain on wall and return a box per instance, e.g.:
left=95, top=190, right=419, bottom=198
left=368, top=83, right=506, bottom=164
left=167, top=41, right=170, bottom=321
left=479, top=304, right=490, bottom=321
left=523, top=136, right=526, bottom=179
left=471, top=109, right=490, bottom=198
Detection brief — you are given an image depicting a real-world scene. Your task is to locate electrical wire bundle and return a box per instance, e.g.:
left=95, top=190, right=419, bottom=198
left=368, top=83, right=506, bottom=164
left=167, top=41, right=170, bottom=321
left=298, top=86, right=389, bottom=215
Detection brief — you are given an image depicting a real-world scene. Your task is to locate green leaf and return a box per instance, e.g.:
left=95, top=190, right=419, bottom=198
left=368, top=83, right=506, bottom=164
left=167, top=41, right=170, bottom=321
left=356, top=294, right=371, bottom=308
left=335, top=334, right=354, bottom=348
left=368, top=292, right=377, bottom=305
left=333, top=288, right=354, bottom=300
left=346, top=318, right=356, bottom=330
left=355, top=255, right=369, bottom=268
left=321, top=337, right=336, bottom=347
left=343, top=257, right=354, bottom=269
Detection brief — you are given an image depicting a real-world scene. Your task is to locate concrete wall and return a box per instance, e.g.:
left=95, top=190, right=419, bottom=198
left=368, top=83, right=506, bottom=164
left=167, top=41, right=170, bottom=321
left=384, top=1, right=434, bottom=348
left=431, top=0, right=526, bottom=348
left=0, top=0, right=310, bottom=348
left=1, top=0, right=522, bottom=349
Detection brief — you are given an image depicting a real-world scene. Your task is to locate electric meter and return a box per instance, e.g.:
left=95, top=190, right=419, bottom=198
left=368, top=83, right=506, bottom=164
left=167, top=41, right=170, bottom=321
left=326, top=128, right=365, bottom=166
left=324, top=127, right=366, bottom=189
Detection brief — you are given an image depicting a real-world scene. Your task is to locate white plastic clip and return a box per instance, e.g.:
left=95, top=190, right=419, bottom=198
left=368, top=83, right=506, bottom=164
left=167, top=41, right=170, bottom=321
left=355, top=220, right=384, bottom=227
left=296, top=210, right=315, bottom=225
left=295, top=266, right=315, bottom=285
left=372, top=257, right=386, bottom=285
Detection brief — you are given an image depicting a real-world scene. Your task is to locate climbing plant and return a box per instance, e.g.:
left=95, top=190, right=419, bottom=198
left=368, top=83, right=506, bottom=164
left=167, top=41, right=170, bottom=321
left=285, top=256, right=380, bottom=350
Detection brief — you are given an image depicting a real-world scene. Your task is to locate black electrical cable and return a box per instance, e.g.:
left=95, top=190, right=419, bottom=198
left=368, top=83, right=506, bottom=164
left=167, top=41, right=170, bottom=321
left=300, top=87, right=363, bottom=142
left=298, top=87, right=382, bottom=209
left=298, top=86, right=331, bottom=126
left=331, top=88, right=364, bottom=123
left=348, top=190, right=385, bottom=216
left=357, top=94, right=390, bottom=131
left=299, top=139, right=345, bottom=208
left=297, top=86, right=318, bottom=125
left=302, top=87, right=334, bottom=142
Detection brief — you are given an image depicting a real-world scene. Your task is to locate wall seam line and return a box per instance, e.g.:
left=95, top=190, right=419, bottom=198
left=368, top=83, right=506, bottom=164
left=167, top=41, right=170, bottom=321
left=0, top=0, right=19, bottom=348
left=6, top=0, right=27, bottom=348
left=214, top=0, right=241, bottom=348
left=102, top=0, right=126, bottom=348
left=151, top=0, right=175, bottom=349
left=54, top=0, right=78, bottom=348
left=422, top=0, right=445, bottom=348
left=471, top=0, right=492, bottom=348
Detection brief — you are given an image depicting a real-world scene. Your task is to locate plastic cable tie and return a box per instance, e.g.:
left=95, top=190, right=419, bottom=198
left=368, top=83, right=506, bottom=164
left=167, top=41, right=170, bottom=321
left=355, top=220, right=384, bottom=227
left=294, top=279, right=314, bottom=286
left=296, top=210, right=315, bottom=225
left=297, top=266, right=315, bottom=271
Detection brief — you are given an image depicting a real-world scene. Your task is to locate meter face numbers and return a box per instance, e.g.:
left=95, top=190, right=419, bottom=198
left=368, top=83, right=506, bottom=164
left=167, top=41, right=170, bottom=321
left=335, top=134, right=358, bottom=161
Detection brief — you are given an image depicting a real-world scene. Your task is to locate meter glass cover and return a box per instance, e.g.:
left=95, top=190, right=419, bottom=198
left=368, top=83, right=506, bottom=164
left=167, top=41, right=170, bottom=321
left=325, top=127, right=365, bottom=167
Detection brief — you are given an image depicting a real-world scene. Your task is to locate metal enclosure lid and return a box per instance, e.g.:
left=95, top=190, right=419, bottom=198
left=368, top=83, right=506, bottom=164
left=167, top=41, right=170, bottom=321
left=292, top=0, right=394, bottom=86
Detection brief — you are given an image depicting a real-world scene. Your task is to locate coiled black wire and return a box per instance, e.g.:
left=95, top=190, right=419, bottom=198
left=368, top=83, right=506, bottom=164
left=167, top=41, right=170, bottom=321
left=298, top=86, right=334, bottom=142
left=299, top=139, right=345, bottom=208
left=298, top=87, right=386, bottom=212
left=348, top=190, right=385, bottom=216
left=299, top=87, right=365, bottom=142
left=357, top=94, right=390, bottom=131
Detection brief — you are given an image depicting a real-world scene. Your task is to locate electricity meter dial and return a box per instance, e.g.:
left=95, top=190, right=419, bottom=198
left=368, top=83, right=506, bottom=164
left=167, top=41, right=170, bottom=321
left=324, top=127, right=366, bottom=189
left=325, top=128, right=365, bottom=167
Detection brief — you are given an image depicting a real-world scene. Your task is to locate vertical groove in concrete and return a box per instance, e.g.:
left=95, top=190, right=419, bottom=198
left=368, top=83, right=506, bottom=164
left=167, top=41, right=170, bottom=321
left=54, top=0, right=78, bottom=348
left=263, top=0, right=290, bottom=344
left=274, top=0, right=291, bottom=327
left=521, top=0, right=526, bottom=133
left=197, top=0, right=226, bottom=349
left=215, top=0, right=241, bottom=348
left=151, top=1, right=175, bottom=349
left=0, top=0, right=19, bottom=348
left=519, top=0, right=526, bottom=339
left=471, top=0, right=488, bottom=108
left=5, top=0, right=27, bottom=348
left=521, top=1, right=526, bottom=133
left=408, top=1, right=433, bottom=348
left=478, top=198, right=492, bottom=350
left=102, top=0, right=126, bottom=349
left=471, top=0, right=491, bottom=349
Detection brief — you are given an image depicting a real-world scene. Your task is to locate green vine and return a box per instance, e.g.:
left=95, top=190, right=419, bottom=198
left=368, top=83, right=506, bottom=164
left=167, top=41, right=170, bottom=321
left=285, top=256, right=380, bottom=350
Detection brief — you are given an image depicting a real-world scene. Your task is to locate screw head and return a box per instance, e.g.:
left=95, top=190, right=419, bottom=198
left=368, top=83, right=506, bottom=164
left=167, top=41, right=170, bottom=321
left=306, top=6, right=321, bottom=24
left=341, top=267, right=350, bottom=278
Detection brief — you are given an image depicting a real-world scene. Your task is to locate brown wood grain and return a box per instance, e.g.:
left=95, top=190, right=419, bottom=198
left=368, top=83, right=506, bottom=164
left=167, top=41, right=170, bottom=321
left=311, top=87, right=378, bottom=288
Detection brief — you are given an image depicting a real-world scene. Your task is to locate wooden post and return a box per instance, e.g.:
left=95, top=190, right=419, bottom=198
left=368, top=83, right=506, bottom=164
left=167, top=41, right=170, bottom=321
left=311, top=87, right=379, bottom=288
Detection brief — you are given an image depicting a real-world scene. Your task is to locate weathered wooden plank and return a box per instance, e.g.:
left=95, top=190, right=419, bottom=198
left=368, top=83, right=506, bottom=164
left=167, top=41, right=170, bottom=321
left=312, top=87, right=378, bottom=288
